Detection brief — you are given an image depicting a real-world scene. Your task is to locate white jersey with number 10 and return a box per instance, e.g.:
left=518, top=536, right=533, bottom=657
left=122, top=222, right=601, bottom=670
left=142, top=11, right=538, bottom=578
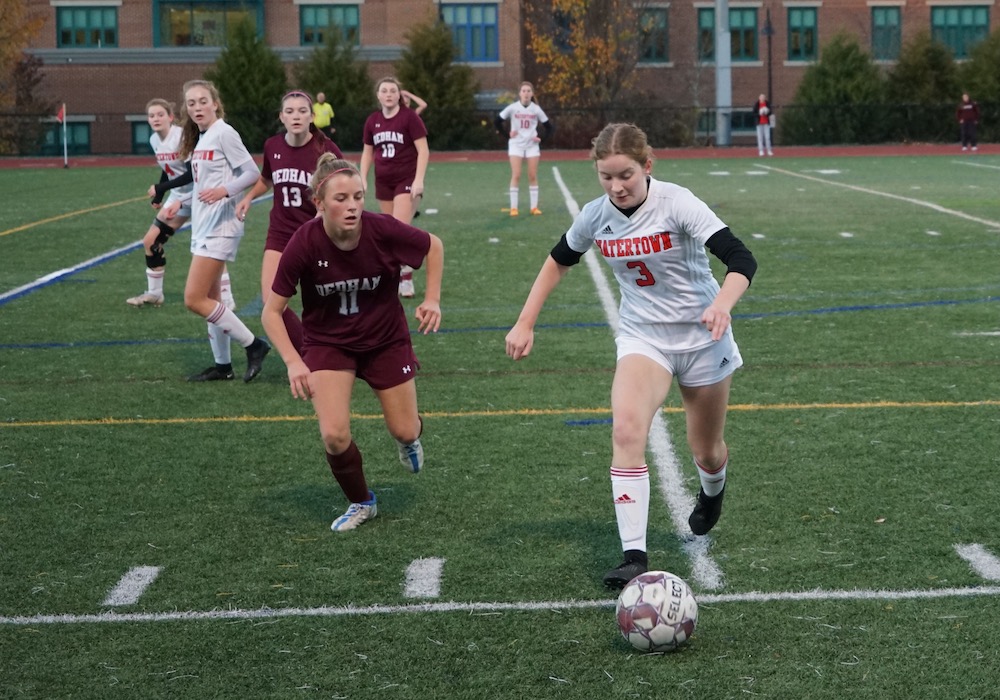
left=499, top=101, right=549, bottom=152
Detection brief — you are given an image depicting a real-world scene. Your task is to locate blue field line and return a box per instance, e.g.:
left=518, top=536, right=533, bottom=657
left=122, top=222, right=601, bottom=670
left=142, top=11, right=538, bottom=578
left=0, top=193, right=274, bottom=308
left=2, top=295, right=998, bottom=351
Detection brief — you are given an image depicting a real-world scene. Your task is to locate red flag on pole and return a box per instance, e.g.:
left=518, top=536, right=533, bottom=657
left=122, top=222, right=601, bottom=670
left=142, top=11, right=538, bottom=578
left=56, top=103, right=65, bottom=123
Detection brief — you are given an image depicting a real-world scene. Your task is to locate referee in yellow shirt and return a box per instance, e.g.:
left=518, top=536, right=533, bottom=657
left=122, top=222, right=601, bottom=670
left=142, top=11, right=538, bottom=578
left=313, top=92, right=335, bottom=138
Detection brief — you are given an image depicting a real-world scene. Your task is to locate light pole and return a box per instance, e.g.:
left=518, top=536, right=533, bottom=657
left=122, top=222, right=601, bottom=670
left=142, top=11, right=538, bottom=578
left=761, top=7, right=774, bottom=102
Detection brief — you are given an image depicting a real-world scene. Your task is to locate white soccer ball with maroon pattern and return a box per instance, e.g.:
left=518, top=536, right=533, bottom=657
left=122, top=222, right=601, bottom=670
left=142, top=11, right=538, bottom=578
left=615, top=571, right=698, bottom=652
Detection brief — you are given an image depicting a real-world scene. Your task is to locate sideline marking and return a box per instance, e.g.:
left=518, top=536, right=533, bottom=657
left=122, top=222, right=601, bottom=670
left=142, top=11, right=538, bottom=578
left=4, top=585, right=999, bottom=627
left=404, top=558, right=446, bottom=598
left=0, top=196, right=147, bottom=237
left=101, top=566, right=162, bottom=606
left=759, top=164, right=1000, bottom=229
left=954, top=544, right=1000, bottom=581
left=553, top=166, right=725, bottom=591
left=5, top=399, right=1000, bottom=429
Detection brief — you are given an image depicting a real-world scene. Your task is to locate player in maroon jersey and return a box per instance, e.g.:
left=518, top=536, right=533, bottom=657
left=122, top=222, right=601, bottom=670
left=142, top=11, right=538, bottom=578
left=261, top=154, right=443, bottom=532
left=237, top=90, right=343, bottom=351
left=359, top=77, right=430, bottom=298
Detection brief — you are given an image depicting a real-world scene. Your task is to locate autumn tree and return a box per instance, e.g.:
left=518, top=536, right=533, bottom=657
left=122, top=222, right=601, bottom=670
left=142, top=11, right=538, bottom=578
left=523, top=0, right=652, bottom=109
left=0, top=0, right=46, bottom=154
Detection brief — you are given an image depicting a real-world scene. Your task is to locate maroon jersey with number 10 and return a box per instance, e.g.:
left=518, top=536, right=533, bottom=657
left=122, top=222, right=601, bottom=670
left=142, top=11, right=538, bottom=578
left=362, top=107, right=427, bottom=187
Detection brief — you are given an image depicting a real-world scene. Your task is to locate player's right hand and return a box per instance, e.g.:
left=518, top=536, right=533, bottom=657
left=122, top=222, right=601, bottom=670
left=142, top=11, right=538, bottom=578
left=505, top=324, right=534, bottom=360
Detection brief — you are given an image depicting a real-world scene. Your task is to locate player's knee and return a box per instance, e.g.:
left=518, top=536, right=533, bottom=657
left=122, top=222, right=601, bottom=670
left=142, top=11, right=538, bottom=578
left=146, top=250, right=166, bottom=269
left=320, top=428, right=352, bottom=455
left=154, top=219, right=175, bottom=246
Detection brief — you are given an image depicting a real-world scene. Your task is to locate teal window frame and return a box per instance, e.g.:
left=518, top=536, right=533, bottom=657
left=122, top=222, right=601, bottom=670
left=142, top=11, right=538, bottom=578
left=42, top=123, right=90, bottom=157
left=872, top=6, right=902, bottom=60
left=56, top=7, right=118, bottom=48
left=787, top=7, right=817, bottom=61
left=931, top=5, right=989, bottom=59
left=639, top=7, right=669, bottom=63
left=698, top=7, right=759, bottom=61
left=300, top=4, right=361, bottom=46
left=440, top=3, right=499, bottom=61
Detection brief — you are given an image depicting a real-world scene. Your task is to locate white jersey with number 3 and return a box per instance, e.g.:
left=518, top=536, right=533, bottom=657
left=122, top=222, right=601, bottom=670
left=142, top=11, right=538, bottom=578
left=189, top=119, right=254, bottom=239
left=565, top=177, right=729, bottom=353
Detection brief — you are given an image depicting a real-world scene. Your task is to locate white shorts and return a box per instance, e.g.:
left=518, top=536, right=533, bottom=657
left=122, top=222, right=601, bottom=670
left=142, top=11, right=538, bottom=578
left=164, top=191, right=191, bottom=219
left=616, top=333, right=743, bottom=387
left=190, top=234, right=242, bottom=262
left=508, top=142, right=541, bottom=159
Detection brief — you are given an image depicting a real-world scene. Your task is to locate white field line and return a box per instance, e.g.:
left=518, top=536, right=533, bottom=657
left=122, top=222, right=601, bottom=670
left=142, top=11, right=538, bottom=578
left=954, top=544, right=1000, bottom=581
left=4, top=584, right=1000, bottom=627
left=757, top=164, right=1000, bottom=230
left=954, top=159, right=1000, bottom=171
left=101, top=566, right=162, bottom=606
left=404, top=557, right=446, bottom=598
left=552, top=167, right=724, bottom=591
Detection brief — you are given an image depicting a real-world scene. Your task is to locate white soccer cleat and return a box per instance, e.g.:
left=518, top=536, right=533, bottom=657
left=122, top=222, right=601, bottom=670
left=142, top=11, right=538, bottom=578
left=398, top=277, right=415, bottom=298
left=126, top=292, right=164, bottom=307
left=330, top=493, right=377, bottom=532
left=397, top=438, right=424, bottom=473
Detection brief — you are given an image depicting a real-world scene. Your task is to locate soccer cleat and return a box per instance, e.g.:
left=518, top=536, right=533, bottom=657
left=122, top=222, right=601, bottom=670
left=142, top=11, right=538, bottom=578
left=603, top=550, right=648, bottom=590
left=688, top=486, right=725, bottom=535
left=330, top=492, right=377, bottom=532
left=509, top=208, right=519, bottom=217
left=530, top=208, right=542, bottom=216
left=188, top=364, right=235, bottom=382
left=243, top=338, right=270, bottom=383
left=126, top=292, right=164, bottom=307
left=398, top=277, right=415, bottom=298
left=397, top=438, right=424, bottom=473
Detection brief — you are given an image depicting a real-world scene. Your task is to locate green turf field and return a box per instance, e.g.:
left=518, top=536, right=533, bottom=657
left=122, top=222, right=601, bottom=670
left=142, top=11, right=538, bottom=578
left=2, top=153, right=999, bottom=699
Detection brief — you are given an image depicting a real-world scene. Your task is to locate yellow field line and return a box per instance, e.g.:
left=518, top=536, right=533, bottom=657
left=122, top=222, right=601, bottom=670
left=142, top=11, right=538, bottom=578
left=3, top=399, right=998, bottom=428
left=0, top=196, right=147, bottom=237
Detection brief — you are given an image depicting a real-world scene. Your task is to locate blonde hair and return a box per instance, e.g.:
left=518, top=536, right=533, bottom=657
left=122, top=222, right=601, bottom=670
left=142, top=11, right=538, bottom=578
left=310, top=153, right=360, bottom=198
left=375, top=76, right=402, bottom=94
left=178, top=80, right=225, bottom=159
left=589, top=123, right=654, bottom=166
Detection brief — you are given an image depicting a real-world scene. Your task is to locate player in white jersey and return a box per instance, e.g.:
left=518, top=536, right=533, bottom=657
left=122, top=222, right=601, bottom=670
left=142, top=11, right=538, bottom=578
left=127, top=98, right=237, bottom=309
left=506, top=123, right=758, bottom=589
left=494, top=82, right=552, bottom=216
left=162, top=80, right=270, bottom=383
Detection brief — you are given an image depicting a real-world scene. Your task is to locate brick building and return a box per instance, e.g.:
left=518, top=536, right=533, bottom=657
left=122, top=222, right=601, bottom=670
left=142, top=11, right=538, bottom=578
left=23, top=0, right=999, bottom=154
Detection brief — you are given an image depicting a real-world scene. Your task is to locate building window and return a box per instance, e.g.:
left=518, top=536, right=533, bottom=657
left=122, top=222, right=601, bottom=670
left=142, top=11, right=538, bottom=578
left=132, top=122, right=154, bottom=155
left=931, top=5, right=989, bottom=59
left=155, top=1, right=262, bottom=47
left=697, top=7, right=759, bottom=61
left=440, top=3, right=499, bottom=62
left=639, top=7, right=669, bottom=63
left=56, top=7, right=118, bottom=48
left=787, top=7, right=817, bottom=61
left=730, top=8, right=758, bottom=61
left=300, top=4, right=360, bottom=46
left=43, top=123, right=90, bottom=156
left=871, top=6, right=902, bottom=60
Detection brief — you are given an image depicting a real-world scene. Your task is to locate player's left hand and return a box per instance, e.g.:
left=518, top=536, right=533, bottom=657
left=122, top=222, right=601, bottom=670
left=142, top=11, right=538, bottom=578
left=198, top=187, right=228, bottom=204
left=700, top=304, right=732, bottom=341
left=410, top=182, right=424, bottom=200
left=415, top=300, right=441, bottom=334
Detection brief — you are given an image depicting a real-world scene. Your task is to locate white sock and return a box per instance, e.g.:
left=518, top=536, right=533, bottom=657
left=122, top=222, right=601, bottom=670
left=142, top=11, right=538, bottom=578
left=146, top=268, right=164, bottom=296
left=611, top=465, right=649, bottom=552
left=529, top=186, right=539, bottom=209
left=220, top=272, right=236, bottom=311
left=509, top=187, right=519, bottom=211
left=696, top=452, right=728, bottom=497
left=207, top=321, right=232, bottom=364
left=206, top=302, right=255, bottom=347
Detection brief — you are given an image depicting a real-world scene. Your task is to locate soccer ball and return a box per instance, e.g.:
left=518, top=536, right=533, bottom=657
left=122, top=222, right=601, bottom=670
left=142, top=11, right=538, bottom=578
left=615, top=571, right=698, bottom=652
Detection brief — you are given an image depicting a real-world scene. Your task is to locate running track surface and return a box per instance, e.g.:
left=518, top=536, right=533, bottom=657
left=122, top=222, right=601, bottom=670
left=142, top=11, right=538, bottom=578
left=1, top=142, right=996, bottom=169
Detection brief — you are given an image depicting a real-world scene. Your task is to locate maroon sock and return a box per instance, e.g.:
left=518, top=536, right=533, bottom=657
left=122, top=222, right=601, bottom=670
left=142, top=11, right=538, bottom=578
left=282, top=307, right=304, bottom=353
left=325, top=442, right=369, bottom=504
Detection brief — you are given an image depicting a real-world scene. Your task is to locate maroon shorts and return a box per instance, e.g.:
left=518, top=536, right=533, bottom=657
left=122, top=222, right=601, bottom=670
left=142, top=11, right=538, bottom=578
left=264, top=230, right=293, bottom=253
left=302, top=337, right=419, bottom=390
left=374, top=177, right=414, bottom=202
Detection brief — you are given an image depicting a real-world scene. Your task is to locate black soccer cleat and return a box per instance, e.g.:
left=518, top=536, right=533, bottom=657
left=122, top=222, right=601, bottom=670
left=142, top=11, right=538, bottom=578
left=603, top=549, right=648, bottom=590
left=688, top=486, right=726, bottom=536
left=244, top=338, right=270, bottom=383
left=188, top=364, right=235, bottom=382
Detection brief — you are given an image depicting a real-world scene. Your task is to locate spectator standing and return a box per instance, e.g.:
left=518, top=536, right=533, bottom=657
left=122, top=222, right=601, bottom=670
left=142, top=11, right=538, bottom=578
left=957, top=93, right=979, bottom=151
left=753, top=94, right=774, bottom=157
